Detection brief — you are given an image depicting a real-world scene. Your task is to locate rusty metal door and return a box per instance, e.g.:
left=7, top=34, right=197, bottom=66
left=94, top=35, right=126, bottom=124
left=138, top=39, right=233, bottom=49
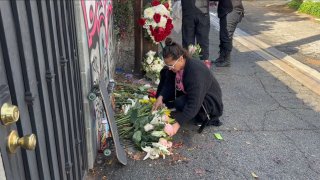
left=0, top=0, right=87, bottom=179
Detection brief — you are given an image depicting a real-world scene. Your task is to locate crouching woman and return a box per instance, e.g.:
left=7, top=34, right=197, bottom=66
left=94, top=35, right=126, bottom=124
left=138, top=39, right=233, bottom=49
left=153, top=38, right=224, bottom=136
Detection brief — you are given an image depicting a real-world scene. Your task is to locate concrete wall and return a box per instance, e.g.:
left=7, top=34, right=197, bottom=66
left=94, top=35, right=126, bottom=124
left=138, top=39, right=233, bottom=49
left=74, top=0, right=116, bottom=169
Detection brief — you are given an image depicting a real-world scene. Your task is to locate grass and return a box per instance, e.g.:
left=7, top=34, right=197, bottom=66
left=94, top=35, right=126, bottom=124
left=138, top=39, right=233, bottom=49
left=288, top=0, right=320, bottom=18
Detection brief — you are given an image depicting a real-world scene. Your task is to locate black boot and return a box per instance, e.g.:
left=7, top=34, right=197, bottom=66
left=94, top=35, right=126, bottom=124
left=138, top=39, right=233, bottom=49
left=213, top=51, right=225, bottom=63
left=214, top=51, right=231, bottom=67
left=209, top=117, right=223, bottom=126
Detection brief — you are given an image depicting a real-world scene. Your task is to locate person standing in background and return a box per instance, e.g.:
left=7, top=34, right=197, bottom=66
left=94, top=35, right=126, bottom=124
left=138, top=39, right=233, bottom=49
left=212, top=0, right=244, bottom=67
left=181, top=0, right=216, bottom=68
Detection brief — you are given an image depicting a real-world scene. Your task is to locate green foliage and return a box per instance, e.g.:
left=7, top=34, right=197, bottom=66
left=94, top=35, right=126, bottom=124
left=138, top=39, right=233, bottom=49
left=288, top=0, right=320, bottom=17
left=288, top=0, right=303, bottom=10
left=133, top=131, right=142, bottom=145
left=299, top=1, right=320, bottom=18
left=113, top=0, right=134, bottom=39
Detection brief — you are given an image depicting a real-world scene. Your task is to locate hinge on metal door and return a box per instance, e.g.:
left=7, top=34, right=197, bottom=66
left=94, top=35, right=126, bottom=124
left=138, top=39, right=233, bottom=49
left=75, top=138, right=82, bottom=145
left=65, top=162, right=73, bottom=174
left=45, top=71, right=55, bottom=82
left=60, top=56, right=68, bottom=66
left=25, top=91, right=35, bottom=105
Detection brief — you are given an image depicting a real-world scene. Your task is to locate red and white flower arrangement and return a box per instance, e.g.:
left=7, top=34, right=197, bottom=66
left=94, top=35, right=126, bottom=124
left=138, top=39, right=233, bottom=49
left=138, top=0, right=174, bottom=44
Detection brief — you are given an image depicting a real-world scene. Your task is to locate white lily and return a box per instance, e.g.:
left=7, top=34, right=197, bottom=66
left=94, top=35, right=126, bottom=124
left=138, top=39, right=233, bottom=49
left=152, top=142, right=170, bottom=155
left=146, top=50, right=156, bottom=57
left=143, top=123, right=154, bottom=132
left=123, top=104, right=131, bottom=115
left=142, top=146, right=161, bottom=160
left=127, top=98, right=136, bottom=107
left=150, top=114, right=161, bottom=125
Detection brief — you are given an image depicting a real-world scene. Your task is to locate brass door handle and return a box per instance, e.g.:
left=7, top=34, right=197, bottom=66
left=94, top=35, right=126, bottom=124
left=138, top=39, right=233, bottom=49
left=1, top=103, right=20, bottom=126
left=7, top=130, right=37, bottom=153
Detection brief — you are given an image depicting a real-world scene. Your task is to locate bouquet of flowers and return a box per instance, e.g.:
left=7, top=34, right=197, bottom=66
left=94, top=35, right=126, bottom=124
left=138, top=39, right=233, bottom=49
left=188, top=44, right=202, bottom=59
left=116, top=96, right=175, bottom=160
left=138, top=0, right=174, bottom=44
left=142, top=50, right=164, bottom=84
left=114, top=83, right=176, bottom=160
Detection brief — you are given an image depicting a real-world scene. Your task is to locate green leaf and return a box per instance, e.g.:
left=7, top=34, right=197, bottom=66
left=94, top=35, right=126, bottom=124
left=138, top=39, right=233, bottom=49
left=141, top=132, right=159, bottom=142
left=154, top=124, right=165, bottom=131
left=139, top=86, right=145, bottom=92
left=139, top=117, right=150, bottom=130
left=214, top=133, right=223, bottom=140
left=133, top=131, right=142, bottom=144
left=130, top=108, right=138, bottom=123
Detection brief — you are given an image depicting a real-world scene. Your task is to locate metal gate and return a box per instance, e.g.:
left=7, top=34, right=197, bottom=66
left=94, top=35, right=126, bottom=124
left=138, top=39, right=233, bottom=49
left=0, top=0, right=87, bottom=179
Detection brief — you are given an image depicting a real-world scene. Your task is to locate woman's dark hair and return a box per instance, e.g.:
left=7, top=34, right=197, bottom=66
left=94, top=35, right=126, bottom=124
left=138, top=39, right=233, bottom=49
left=162, top=38, right=189, bottom=60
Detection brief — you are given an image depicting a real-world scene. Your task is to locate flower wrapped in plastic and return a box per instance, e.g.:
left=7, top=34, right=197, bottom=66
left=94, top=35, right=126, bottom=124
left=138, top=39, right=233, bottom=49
left=188, top=44, right=202, bottom=59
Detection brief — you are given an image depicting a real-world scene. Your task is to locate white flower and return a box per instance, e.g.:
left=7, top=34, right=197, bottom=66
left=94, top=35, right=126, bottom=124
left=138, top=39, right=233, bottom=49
left=188, top=45, right=196, bottom=54
left=144, top=123, right=154, bottom=132
left=143, top=95, right=149, bottom=100
left=147, top=50, right=156, bottom=57
left=154, top=4, right=170, bottom=16
left=127, top=98, right=136, bottom=106
left=150, top=114, right=160, bottom=125
left=144, top=7, right=154, bottom=19
left=150, top=21, right=158, bottom=29
left=146, top=57, right=153, bottom=65
left=144, top=84, right=151, bottom=88
left=151, top=130, right=167, bottom=137
left=122, top=104, right=131, bottom=115
left=157, top=16, right=167, bottom=28
left=142, top=146, right=161, bottom=160
left=155, top=79, right=160, bottom=85
left=152, top=142, right=170, bottom=155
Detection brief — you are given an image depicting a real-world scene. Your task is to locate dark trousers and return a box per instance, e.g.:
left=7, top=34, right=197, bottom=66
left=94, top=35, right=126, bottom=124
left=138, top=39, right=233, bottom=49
left=182, top=13, right=210, bottom=60
left=219, top=10, right=244, bottom=52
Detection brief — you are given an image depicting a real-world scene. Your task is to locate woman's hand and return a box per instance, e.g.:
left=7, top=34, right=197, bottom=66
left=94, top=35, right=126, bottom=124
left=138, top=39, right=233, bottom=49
left=152, top=96, right=163, bottom=111
left=164, top=122, right=180, bottom=137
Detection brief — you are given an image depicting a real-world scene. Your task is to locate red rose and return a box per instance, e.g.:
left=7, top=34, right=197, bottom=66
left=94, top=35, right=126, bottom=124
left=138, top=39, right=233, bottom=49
left=166, top=18, right=172, bottom=24
left=138, top=18, right=146, bottom=26
left=165, top=19, right=174, bottom=31
left=166, top=23, right=173, bottom=31
left=149, top=25, right=155, bottom=36
left=153, top=13, right=161, bottom=23
left=163, top=2, right=170, bottom=10
left=148, top=89, right=157, bottom=98
left=151, top=0, right=161, bottom=6
left=157, top=27, right=165, bottom=34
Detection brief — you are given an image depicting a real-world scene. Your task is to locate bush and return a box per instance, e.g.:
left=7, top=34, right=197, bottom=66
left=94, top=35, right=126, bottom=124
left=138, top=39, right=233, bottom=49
left=288, top=0, right=320, bottom=18
left=299, top=1, right=320, bottom=18
left=288, top=0, right=303, bottom=9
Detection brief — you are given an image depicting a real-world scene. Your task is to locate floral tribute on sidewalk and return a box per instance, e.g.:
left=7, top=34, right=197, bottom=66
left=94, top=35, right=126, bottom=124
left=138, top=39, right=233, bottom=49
left=142, top=50, right=164, bottom=84
left=138, top=0, right=174, bottom=44
left=113, top=81, right=175, bottom=160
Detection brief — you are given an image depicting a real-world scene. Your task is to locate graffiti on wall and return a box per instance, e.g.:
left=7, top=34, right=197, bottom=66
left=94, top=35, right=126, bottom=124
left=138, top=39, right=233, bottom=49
left=81, top=0, right=114, bottom=85
left=81, top=0, right=115, bottom=152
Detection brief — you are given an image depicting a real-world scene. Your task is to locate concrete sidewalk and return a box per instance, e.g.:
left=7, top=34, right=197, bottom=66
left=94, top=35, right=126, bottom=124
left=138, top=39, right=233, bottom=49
left=238, top=0, right=320, bottom=71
